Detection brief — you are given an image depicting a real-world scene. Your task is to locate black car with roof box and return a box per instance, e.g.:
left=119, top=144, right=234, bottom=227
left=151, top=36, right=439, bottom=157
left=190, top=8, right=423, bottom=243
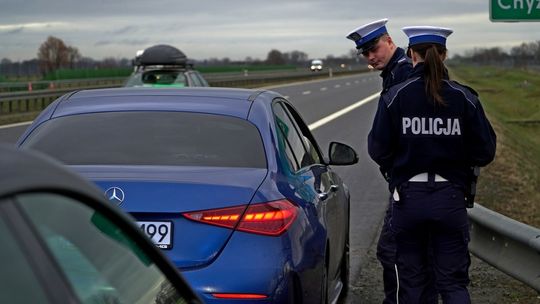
left=124, top=44, right=209, bottom=88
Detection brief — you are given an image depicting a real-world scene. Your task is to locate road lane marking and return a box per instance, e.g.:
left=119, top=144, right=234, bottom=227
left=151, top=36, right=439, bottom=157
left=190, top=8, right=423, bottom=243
left=302, top=91, right=311, bottom=95
left=320, top=87, right=327, bottom=91
left=308, top=91, right=381, bottom=131
left=334, top=84, right=341, bottom=88
left=0, top=121, right=33, bottom=129
left=346, top=82, right=351, bottom=86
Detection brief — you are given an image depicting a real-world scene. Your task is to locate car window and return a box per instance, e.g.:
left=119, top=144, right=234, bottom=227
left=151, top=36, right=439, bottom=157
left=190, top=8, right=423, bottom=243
left=281, top=102, right=322, bottom=165
left=194, top=72, right=209, bottom=87
left=0, top=210, right=50, bottom=304
left=21, top=112, right=267, bottom=168
left=16, top=193, right=190, bottom=304
left=125, top=70, right=187, bottom=87
left=273, top=102, right=315, bottom=170
left=187, top=72, right=203, bottom=87
left=273, top=107, right=300, bottom=172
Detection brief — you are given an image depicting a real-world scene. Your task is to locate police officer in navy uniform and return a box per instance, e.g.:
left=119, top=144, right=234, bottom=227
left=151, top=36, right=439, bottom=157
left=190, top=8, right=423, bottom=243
left=348, top=19, right=439, bottom=304
left=368, top=26, right=496, bottom=303
left=346, top=19, right=412, bottom=93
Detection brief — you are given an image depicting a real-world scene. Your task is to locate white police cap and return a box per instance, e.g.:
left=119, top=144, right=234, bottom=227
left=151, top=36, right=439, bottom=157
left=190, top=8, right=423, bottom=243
left=402, top=26, right=453, bottom=47
left=346, top=19, right=389, bottom=52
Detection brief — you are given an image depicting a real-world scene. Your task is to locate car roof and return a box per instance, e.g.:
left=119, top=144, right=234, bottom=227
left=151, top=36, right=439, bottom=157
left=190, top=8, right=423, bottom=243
left=51, top=87, right=276, bottom=119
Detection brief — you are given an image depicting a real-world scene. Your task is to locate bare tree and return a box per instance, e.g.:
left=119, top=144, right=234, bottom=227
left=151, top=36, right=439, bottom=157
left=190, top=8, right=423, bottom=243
left=282, top=50, right=309, bottom=65
left=37, top=36, right=69, bottom=75
left=66, top=46, right=81, bottom=69
left=265, top=49, right=285, bottom=65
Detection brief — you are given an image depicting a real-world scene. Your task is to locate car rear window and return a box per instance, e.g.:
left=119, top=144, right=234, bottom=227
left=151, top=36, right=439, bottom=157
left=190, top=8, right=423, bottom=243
left=125, top=70, right=187, bottom=87
left=21, top=112, right=267, bottom=168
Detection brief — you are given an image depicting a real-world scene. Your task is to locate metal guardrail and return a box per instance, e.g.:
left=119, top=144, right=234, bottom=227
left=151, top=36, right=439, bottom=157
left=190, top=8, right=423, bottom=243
left=468, top=203, right=540, bottom=292
left=0, top=78, right=127, bottom=93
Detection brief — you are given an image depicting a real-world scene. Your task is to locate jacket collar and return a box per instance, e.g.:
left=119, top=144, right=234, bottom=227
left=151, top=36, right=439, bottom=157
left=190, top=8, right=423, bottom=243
left=380, top=47, right=407, bottom=79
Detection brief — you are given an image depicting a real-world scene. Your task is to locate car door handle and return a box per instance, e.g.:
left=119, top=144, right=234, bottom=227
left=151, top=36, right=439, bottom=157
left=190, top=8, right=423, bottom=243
left=318, top=185, right=338, bottom=201
left=318, top=191, right=329, bottom=201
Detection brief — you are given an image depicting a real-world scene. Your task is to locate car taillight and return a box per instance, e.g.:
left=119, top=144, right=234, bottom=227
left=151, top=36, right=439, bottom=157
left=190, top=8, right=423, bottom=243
left=183, top=199, right=297, bottom=236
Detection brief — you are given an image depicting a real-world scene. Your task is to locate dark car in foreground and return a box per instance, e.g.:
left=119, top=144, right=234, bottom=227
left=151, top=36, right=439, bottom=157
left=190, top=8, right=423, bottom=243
left=17, top=87, right=358, bottom=303
left=124, top=44, right=209, bottom=88
left=0, top=145, right=201, bottom=304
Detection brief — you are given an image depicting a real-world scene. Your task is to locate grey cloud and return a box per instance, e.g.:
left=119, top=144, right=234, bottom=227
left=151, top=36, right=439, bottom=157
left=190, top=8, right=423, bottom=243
left=110, top=26, right=138, bottom=35
left=7, top=27, right=24, bottom=34
left=94, top=38, right=149, bottom=46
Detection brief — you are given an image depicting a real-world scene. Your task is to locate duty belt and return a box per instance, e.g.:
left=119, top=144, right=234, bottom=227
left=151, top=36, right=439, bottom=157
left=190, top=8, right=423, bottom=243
left=408, top=172, right=448, bottom=182
left=392, top=173, right=448, bottom=202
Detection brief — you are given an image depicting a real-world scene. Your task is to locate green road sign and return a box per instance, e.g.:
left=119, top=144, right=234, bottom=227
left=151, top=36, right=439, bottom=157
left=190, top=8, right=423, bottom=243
left=490, top=0, right=540, bottom=21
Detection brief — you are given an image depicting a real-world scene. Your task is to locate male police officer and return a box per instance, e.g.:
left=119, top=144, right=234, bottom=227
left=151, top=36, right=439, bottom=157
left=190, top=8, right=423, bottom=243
left=346, top=19, right=436, bottom=304
left=346, top=19, right=411, bottom=93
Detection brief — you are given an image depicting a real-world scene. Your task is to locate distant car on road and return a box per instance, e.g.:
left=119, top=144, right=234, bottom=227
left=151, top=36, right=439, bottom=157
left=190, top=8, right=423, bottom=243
left=124, top=44, right=209, bottom=88
left=310, top=59, right=323, bottom=71
left=0, top=145, right=201, bottom=304
left=17, top=87, right=358, bottom=304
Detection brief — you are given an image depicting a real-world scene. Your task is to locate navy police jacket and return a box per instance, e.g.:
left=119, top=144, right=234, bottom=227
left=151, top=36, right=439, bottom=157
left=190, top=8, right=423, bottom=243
left=380, top=47, right=412, bottom=92
left=368, top=63, right=496, bottom=191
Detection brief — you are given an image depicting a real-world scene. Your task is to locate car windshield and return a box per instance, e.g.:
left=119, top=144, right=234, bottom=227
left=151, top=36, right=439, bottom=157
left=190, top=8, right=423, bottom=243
left=21, top=112, right=267, bottom=168
left=125, top=70, right=187, bottom=87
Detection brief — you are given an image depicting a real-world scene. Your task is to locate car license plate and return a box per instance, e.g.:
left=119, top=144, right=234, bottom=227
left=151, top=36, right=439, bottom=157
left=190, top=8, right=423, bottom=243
left=137, top=221, right=173, bottom=249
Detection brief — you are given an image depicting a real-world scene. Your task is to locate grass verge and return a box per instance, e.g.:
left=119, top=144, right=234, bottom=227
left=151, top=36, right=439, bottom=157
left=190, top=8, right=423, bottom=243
left=450, top=65, right=539, bottom=302
left=450, top=65, right=539, bottom=228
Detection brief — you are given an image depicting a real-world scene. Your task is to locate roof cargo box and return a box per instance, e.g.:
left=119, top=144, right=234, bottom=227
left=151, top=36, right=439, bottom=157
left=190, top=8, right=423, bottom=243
left=135, top=45, right=187, bottom=66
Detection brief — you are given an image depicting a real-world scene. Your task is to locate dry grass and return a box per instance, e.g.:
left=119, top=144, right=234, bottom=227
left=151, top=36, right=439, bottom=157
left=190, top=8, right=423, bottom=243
left=450, top=65, right=540, bottom=228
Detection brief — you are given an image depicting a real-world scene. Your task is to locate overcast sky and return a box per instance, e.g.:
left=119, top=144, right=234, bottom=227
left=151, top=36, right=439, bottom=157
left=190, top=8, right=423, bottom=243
left=1, top=0, right=539, bottom=61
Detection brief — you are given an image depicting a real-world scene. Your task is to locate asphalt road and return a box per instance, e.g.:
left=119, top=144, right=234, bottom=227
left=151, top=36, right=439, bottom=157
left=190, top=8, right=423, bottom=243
left=0, top=72, right=391, bottom=302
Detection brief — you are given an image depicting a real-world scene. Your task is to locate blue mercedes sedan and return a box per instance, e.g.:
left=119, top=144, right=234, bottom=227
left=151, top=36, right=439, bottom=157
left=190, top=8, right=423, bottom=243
left=17, top=87, right=358, bottom=304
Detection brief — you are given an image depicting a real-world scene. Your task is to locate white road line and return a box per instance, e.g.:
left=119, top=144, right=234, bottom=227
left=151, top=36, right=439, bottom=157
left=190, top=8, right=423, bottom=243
left=320, top=87, right=327, bottom=91
left=346, top=82, right=351, bottom=86
left=0, top=121, right=33, bottom=129
left=355, top=80, right=359, bottom=84
left=302, top=91, right=311, bottom=95
left=308, top=91, right=381, bottom=131
left=334, top=84, right=341, bottom=88
left=284, top=96, right=290, bottom=99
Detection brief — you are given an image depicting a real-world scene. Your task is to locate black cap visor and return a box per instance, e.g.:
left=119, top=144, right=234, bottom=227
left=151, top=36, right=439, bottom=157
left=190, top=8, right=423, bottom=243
left=357, top=34, right=384, bottom=56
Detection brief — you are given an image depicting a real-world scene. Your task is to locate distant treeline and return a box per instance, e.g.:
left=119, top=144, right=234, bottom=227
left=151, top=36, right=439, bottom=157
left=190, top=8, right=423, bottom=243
left=3, top=35, right=538, bottom=81
left=35, top=65, right=298, bottom=81
left=449, top=40, right=540, bottom=67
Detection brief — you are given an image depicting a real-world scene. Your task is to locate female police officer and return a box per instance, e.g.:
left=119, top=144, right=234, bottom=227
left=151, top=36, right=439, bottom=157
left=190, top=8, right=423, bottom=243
left=367, top=26, right=496, bottom=303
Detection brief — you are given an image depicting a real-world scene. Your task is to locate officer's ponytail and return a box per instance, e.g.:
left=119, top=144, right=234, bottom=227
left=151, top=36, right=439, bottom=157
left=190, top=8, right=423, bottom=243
left=411, top=43, right=447, bottom=106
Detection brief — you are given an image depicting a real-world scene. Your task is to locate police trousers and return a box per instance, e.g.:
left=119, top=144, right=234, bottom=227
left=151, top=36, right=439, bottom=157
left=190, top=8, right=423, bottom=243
left=390, top=181, right=471, bottom=304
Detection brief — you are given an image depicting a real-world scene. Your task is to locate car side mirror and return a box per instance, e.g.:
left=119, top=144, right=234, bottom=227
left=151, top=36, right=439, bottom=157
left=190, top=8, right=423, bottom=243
left=328, top=142, right=358, bottom=165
